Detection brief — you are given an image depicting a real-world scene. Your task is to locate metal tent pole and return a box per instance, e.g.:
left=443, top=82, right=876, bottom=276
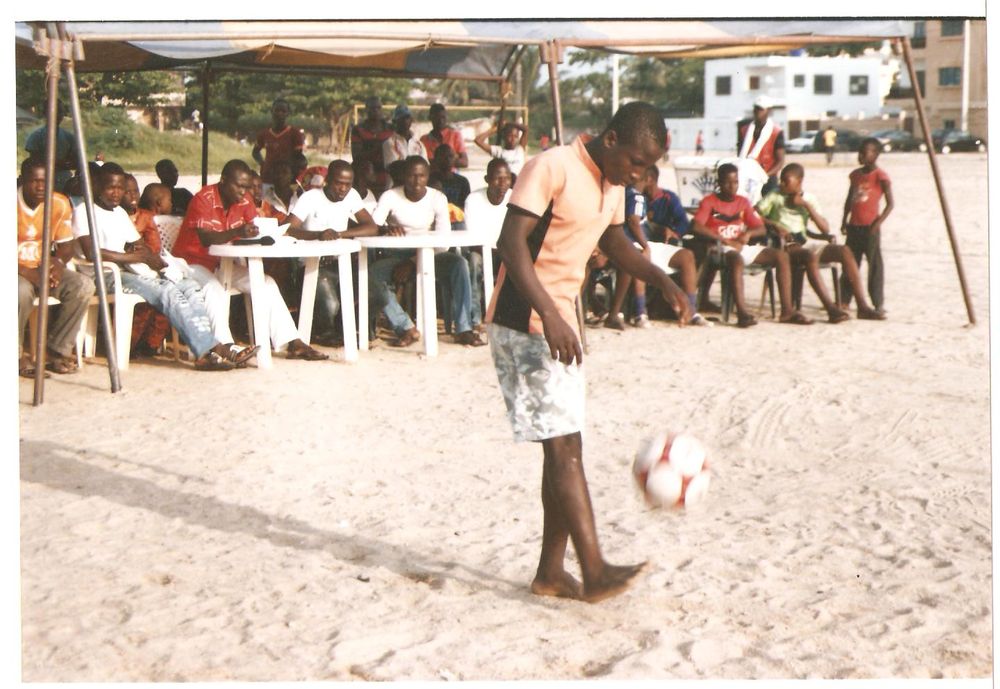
left=59, top=25, right=123, bottom=391
left=201, top=62, right=211, bottom=188
left=31, top=35, right=62, bottom=405
left=900, top=36, right=975, bottom=325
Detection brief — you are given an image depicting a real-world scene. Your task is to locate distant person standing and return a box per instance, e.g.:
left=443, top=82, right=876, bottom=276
left=24, top=102, right=77, bottom=194
left=737, top=95, right=785, bottom=196
left=420, top=103, right=469, bottom=169
left=155, top=159, right=194, bottom=216
left=351, top=96, right=394, bottom=191
left=822, top=126, right=838, bottom=165
left=663, top=128, right=672, bottom=161
left=695, top=129, right=705, bottom=155
left=252, top=98, right=305, bottom=189
left=382, top=105, right=428, bottom=182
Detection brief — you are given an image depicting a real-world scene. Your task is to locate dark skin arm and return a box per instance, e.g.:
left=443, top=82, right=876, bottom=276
left=77, top=235, right=167, bottom=271
left=497, top=207, right=583, bottom=365
left=18, top=241, right=75, bottom=289
left=286, top=209, right=379, bottom=241
left=870, top=179, right=894, bottom=234
left=195, top=223, right=259, bottom=246
left=598, top=224, right=689, bottom=324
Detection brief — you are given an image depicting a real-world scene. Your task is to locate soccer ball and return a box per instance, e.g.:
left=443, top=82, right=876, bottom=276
left=633, top=432, right=712, bottom=509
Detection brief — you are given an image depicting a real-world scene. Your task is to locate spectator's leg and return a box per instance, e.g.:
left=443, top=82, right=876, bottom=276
left=18, top=276, right=37, bottom=360
left=436, top=251, right=473, bottom=334
left=369, top=254, right=414, bottom=336
left=48, top=269, right=94, bottom=357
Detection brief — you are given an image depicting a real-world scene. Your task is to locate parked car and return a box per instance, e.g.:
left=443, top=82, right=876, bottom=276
left=872, top=129, right=927, bottom=152
left=785, top=130, right=819, bottom=153
left=936, top=130, right=987, bottom=153
left=812, top=128, right=864, bottom=152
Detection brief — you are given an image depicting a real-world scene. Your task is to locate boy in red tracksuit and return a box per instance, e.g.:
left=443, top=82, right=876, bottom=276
left=840, top=137, right=893, bottom=317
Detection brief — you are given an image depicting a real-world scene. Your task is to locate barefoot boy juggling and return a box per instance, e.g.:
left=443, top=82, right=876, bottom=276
left=485, top=102, right=690, bottom=603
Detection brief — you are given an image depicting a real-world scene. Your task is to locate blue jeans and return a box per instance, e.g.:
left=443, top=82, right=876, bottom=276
left=111, top=272, right=218, bottom=359
left=368, top=249, right=475, bottom=336
left=461, top=248, right=484, bottom=326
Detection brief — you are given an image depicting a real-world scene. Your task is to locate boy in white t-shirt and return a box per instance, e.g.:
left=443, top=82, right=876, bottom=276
left=73, top=163, right=257, bottom=370
left=463, top=159, right=513, bottom=326
left=474, top=120, right=527, bottom=176
left=369, top=156, right=485, bottom=347
left=287, top=160, right=379, bottom=344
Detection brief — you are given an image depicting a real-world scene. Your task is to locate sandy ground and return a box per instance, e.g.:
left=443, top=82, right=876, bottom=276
left=16, top=150, right=991, bottom=681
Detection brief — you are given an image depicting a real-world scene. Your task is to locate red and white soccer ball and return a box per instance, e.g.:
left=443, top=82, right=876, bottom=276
left=632, top=432, right=712, bottom=509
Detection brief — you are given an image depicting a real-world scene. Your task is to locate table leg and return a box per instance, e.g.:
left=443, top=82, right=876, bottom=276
left=358, top=249, right=369, bottom=351
left=415, top=262, right=424, bottom=335
left=299, top=257, right=319, bottom=344
left=418, top=248, right=437, bottom=357
left=481, top=243, right=494, bottom=309
left=246, top=257, right=272, bottom=369
left=219, top=257, right=234, bottom=291
left=338, top=253, right=358, bottom=363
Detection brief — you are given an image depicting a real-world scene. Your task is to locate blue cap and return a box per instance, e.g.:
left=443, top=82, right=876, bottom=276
left=392, top=104, right=412, bottom=121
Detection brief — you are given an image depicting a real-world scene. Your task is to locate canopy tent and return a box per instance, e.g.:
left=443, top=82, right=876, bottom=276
left=18, top=19, right=972, bottom=404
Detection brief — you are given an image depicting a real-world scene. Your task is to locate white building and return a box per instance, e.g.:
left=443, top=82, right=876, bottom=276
left=666, top=52, right=898, bottom=154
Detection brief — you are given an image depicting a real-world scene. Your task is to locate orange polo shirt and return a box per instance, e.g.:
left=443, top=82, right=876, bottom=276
left=486, top=135, right=625, bottom=337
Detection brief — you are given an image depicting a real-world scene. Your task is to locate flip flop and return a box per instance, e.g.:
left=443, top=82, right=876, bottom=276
left=454, top=331, right=487, bottom=347
left=286, top=344, right=329, bottom=360
left=45, top=357, right=78, bottom=374
left=391, top=329, right=421, bottom=348
left=194, top=351, right=235, bottom=371
left=827, top=310, right=851, bottom=324
left=781, top=312, right=814, bottom=325
left=19, top=363, right=50, bottom=379
left=227, top=344, right=260, bottom=366
left=736, top=313, right=758, bottom=328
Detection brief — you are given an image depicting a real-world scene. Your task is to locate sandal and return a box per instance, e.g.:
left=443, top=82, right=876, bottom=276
left=780, top=312, right=814, bottom=325
left=45, top=356, right=78, bottom=375
left=391, top=328, right=421, bottom=348
left=19, top=358, right=50, bottom=379
left=194, top=351, right=234, bottom=371
left=454, top=331, right=487, bottom=347
left=827, top=309, right=851, bottom=324
left=226, top=344, right=260, bottom=366
left=285, top=343, right=329, bottom=361
left=736, top=313, right=758, bottom=328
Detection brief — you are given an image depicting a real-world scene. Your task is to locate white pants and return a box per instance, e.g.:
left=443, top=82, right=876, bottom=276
left=187, top=263, right=299, bottom=350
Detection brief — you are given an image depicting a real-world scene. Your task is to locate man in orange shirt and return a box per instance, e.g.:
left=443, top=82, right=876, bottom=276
left=486, top=102, right=689, bottom=603
left=420, top=103, right=469, bottom=169
left=17, top=158, right=94, bottom=376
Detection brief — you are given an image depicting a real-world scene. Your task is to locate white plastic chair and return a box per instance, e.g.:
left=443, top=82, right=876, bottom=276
left=77, top=260, right=146, bottom=371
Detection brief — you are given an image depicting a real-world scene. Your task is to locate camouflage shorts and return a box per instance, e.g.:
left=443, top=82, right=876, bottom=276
left=488, top=323, right=585, bottom=442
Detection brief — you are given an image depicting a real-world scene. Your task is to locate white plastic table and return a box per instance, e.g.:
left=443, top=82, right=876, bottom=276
left=356, top=231, right=493, bottom=357
left=210, top=238, right=361, bottom=369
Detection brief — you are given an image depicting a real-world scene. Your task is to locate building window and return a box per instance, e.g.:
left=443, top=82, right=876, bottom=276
left=939, top=67, right=961, bottom=87
left=916, top=70, right=926, bottom=95
left=941, top=19, right=964, bottom=37
left=943, top=119, right=956, bottom=130
left=715, top=75, right=731, bottom=95
left=748, top=75, right=760, bottom=90
left=849, top=75, right=869, bottom=95
left=793, top=74, right=805, bottom=88
left=912, top=20, right=926, bottom=48
left=814, top=74, right=833, bottom=95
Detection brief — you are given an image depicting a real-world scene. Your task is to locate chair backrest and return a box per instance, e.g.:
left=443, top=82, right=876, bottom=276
left=154, top=215, right=184, bottom=253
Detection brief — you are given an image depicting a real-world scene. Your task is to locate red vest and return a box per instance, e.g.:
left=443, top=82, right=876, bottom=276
left=739, top=121, right=782, bottom=174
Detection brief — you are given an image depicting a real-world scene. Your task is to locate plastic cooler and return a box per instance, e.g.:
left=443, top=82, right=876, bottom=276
left=672, top=156, right=769, bottom=209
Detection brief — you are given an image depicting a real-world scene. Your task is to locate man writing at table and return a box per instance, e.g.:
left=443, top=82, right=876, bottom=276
left=172, top=159, right=328, bottom=361
left=285, top=159, right=378, bottom=345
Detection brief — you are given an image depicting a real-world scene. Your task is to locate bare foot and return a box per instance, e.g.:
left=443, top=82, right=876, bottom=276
left=581, top=562, right=647, bottom=603
left=531, top=571, right=583, bottom=599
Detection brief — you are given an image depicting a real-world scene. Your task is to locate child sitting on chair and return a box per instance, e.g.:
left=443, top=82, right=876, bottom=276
left=692, top=163, right=811, bottom=328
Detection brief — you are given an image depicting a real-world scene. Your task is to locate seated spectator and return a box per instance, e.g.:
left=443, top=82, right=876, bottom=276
left=428, top=144, right=471, bottom=209
left=155, top=159, right=194, bottom=216
left=382, top=105, right=427, bottom=184
left=171, top=159, right=328, bottom=361
left=692, top=163, right=812, bottom=327
left=124, top=176, right=172, bottom=357
left=474, top=119, right=527, bottom=176
left=17, top=158, right=94, bottom=376
left=259, top=159, right=299, bottom=223
left=352, top=159, right=379, bottom=215
left=605, top=165, right=709, bottom=328
left=757, top=163, right=884, bottom=322
left=297, top=165, right=327, bottom=192
left=420, top=103, right=469, bottom=169
left=74, top=163, right=258, bottom=370
left=286, top=160, right=379, bottom=345
left=369, top=155, right=485, bottom=347
left=463, top=158, right=513, bottom=325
